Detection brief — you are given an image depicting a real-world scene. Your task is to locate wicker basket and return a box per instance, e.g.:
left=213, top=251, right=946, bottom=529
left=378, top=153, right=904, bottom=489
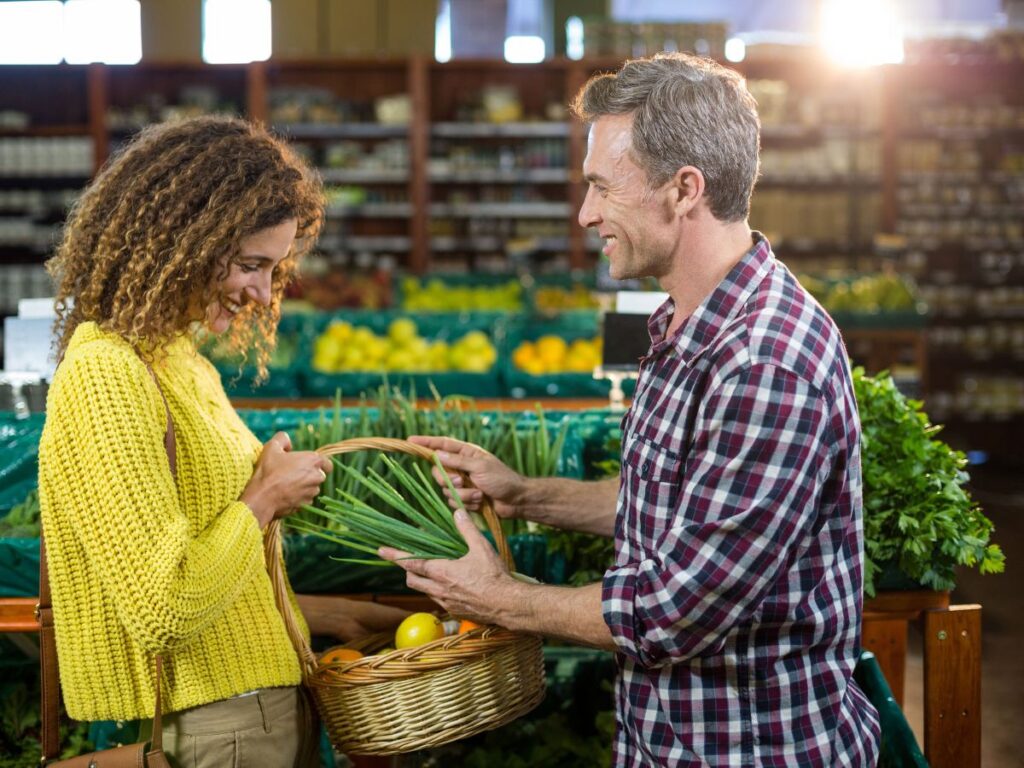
left=264, top=437, right=546, bottom=756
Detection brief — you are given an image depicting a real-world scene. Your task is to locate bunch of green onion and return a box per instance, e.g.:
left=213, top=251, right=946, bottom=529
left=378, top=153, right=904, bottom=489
left=287, top=453, right=472, bottom=565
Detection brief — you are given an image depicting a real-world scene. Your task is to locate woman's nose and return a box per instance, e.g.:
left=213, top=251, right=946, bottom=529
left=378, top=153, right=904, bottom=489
left=245, top=276, right=272, bottom=306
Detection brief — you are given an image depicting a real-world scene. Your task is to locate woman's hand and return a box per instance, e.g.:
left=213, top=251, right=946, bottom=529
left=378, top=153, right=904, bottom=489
left=295, top=594, right=413, bottom=643
left=240, top=432, right=333, bottom=528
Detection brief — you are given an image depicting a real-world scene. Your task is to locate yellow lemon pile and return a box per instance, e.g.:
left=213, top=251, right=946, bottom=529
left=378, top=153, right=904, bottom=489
left=312, top=318, right=497, bottom=373
left=512, top=334, right=602, bottom=375
left=401, top=277, right=524, bottom=312
left=534, top=285, right=599, bottom=311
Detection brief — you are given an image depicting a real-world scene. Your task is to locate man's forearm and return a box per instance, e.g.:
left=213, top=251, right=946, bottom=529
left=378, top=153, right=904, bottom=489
left=500, top=580, right=616, bottom=651
left=518, top=476, right=618, bottom=536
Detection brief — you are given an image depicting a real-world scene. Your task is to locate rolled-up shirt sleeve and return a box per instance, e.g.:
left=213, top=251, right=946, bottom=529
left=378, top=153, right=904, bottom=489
left=602, top=363, right=836, bottom=668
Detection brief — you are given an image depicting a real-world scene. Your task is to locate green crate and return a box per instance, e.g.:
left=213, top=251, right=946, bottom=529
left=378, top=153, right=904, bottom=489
left=208, top=313, right=312, bottom=399
left=0, top=537, right=39, bottom=597
left=395, top=273, right=526, bottom=312
left=854, top=651, right=928, bottom=768
left=503, top=316, right=614, bottom=399
left=300, top=311, right=506, bottom=398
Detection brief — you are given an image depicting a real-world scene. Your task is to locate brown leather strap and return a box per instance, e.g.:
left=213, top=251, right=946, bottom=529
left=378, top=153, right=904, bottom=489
left=151, top=655, right=164, bottom=753
left=39, top=363, right=176, bottom=761
left=38, top=536, right=60, bottom=761
left=147, top=364, right=177, bottom=479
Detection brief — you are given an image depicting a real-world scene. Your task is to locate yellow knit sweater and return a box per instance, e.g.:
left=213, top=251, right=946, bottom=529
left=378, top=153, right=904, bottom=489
left=39, top=322, right=305, bottom=721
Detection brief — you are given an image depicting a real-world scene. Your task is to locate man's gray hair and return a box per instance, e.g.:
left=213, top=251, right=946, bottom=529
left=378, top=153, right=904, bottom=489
left=571, top=53, right=761, bottom=222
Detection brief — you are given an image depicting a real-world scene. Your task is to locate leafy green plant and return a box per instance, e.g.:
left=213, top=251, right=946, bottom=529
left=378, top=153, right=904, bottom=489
left=0, top=488, right=40, bottom=537
left=854, top=367, right=1004, bottom=596
left=0, top=676, right=94, bottom=766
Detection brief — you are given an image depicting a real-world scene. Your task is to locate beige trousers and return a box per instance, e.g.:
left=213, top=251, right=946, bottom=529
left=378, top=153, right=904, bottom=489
left=138, top=686, right=320, bottom=768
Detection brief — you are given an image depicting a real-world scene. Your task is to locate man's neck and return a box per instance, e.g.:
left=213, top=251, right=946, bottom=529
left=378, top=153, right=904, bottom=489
left=661, top=219, right=754, bottom=337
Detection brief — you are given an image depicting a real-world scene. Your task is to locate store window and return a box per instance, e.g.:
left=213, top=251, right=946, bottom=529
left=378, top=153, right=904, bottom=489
left=202, top=0, right=271, bottom=64
left=64, top=0, right=141, bottom=65
left=0, top=0, right=139, bottom=65
left=504, top=0, right=546, bottom=63
left=0, top=2, right=63, bottom=64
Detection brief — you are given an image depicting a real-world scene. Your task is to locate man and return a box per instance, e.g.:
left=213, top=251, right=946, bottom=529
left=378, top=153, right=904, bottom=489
left=382, top=52, right=880, bottom=767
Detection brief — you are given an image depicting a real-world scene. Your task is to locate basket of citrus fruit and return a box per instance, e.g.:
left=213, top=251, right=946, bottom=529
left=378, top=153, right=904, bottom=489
left=264, top=437, right=545, bottom=755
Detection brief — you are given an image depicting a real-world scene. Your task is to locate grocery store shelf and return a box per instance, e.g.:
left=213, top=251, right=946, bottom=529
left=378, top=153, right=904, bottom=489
left=319, top=168, right=408, bottom=184
left=432, top=122, right=569, bottom=138
left=429, top=202, right=571, bottom=218
left=760, top=124, right=880, bottom=141
left=429, top=168, right=569, bottom=183
left=429, top=236, right=572, bottom=252
left=320, top=235, right=411, bottom=252
left=0, top=124, right=91, bottom=137
left=325, top=202, right=412, bottom=218
left=898, top=125, right=1024, bottom=140
left=0, top=174, right=91, bottom=187
left=274, top=122, right=408, bottom=139
left=757, top=174, right=881, bottom=187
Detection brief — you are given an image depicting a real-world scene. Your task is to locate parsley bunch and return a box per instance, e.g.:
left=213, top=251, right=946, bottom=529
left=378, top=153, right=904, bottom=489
left=854, top=367, right=1005, bottom=597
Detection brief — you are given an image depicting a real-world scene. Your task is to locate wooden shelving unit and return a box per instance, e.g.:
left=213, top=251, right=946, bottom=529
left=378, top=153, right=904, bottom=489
left=2, top=55, right=1022, bottom=453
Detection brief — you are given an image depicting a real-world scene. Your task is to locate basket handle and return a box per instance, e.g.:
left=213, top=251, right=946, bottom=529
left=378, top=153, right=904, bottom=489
left=264, top=437, right=516, bottom=678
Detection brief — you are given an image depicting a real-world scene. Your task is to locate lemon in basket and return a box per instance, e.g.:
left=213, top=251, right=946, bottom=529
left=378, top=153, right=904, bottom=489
left=395, top=613, right=444, bottom=649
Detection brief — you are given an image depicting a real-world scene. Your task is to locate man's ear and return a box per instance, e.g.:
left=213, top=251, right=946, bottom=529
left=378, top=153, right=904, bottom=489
left=670, top=165, right=705, bottom=217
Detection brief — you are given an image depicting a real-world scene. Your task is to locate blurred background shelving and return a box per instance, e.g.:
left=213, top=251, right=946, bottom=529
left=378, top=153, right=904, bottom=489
left=1, top=29, right=1022, bottom=463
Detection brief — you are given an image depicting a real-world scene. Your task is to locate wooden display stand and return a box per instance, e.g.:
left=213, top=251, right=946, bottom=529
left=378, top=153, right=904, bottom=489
left=862, top=591, right=982, bottom=767
left=0, top=590, right=983, bottom=766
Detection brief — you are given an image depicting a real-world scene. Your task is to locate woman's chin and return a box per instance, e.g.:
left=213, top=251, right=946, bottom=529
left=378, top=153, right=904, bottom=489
left=206, top=313, right=233, bottom=334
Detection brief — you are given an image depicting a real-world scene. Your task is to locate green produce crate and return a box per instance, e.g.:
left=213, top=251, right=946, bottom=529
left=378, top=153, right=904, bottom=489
left=0, top=413, right=44, bottom=514
left=301, top=311, right=506, bottom=398
left=503, top=316, right=621, bottom=399
left=0, top=537, right=39, bottom=596
left=208, top=313, right=313, bottom=399
left=854, top=651, right=928, bottom=768
left=395, top=272, right=526, bottom=312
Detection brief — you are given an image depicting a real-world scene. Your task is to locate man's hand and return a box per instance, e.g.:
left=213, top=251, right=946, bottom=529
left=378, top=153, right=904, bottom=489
left=379, top=509, right=518, bottom=625
left=409, top=435, right=527, bottom=521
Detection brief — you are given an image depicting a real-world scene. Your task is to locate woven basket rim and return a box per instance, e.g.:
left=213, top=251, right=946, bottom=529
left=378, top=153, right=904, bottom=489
left=314, top=623, right=536, bottom=686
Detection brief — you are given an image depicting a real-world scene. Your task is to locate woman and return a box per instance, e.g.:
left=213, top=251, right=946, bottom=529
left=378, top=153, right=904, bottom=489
left=38, top=116, right=405, bottom=767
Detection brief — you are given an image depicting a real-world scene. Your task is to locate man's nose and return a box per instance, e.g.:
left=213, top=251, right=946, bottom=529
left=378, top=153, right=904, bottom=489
left=578, top=186, right=601, bottom=229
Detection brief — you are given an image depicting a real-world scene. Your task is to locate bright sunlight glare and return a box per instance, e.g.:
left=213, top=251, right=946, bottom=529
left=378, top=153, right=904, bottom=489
left=724, top=37, right=746, bottom=63
left=821, top=0, right=904, bottom=67
left=203, top=0, right=272, bottom=64
left=0, top=2, right=63, bottom=64
left=504, top=35, right=545, bottom=64
left=435, top=0, right=451, bottom=62
left=566, top=16, right=584, bottom=60
left=64, top=0, right=141, bottom=64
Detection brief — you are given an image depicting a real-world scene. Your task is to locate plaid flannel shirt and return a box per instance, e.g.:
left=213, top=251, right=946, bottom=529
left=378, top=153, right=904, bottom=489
left=602, top=235, right=880, bottom=766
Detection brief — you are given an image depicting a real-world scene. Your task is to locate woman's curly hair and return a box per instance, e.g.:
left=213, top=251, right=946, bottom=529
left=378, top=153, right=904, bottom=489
left=47, top=115, right=324, bottom=381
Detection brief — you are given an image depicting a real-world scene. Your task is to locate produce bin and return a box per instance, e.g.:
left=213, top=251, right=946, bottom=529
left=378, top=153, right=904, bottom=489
left=394, top=272, right=526, bottom=312
left=301, top=311, right=506, bottom=398
left=0, top=413, right=44, bottom=514
left=208, top=313, right=313, bottom=399
left=853, top=650, right=928, bottom=768
left=502, top=315, right=615, bottom=399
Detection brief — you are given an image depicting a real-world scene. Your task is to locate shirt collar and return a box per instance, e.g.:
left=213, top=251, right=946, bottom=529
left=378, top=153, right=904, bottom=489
left=645, top=232, right=775, bottom=365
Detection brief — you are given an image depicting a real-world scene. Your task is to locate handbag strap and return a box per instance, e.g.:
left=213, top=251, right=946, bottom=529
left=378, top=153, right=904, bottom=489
left=39, top=363, right=176, bottom=761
